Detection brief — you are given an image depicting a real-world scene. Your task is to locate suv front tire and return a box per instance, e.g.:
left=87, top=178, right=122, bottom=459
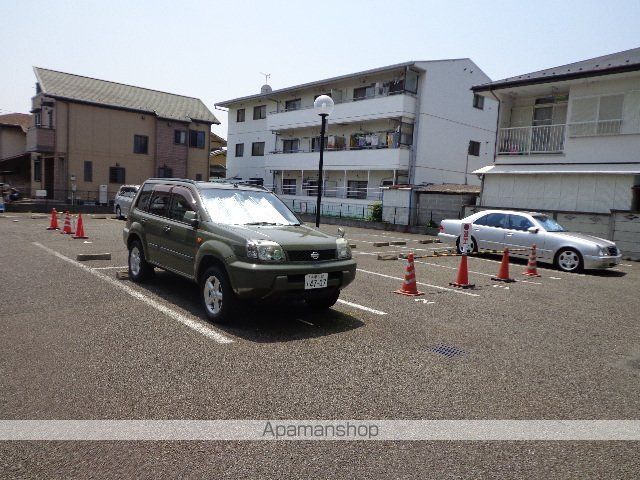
left=200, top=266, right=237, bottom=323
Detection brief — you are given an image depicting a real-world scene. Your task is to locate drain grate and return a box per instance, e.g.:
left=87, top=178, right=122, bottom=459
left=428, top=343, right=467, bottom=358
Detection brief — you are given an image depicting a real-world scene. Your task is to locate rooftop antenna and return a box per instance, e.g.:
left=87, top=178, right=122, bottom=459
left=260, top=72, right=271, bottom=84
left=259, top=72, right=272, bottom=94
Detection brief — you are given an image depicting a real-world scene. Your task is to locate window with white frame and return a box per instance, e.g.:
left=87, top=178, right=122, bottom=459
left=347, top=180, right=368, bottom=199
left=569, top=94, right=624, bottom=136
left=473, top=94, right=484, bottom=110
left=282, top=139, right=299, bottom=153
left=282, top=178, right=297, bottom=195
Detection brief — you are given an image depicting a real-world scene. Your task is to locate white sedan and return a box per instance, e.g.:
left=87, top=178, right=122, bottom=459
left=438, top=210, right=622, bottom=273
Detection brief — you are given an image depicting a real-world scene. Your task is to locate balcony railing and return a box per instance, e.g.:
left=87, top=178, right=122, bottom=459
left=274, top=185, right=384, bottom=201
left=271, top=143, right=410, bottom=155
left=568, top=119, right=623, bottom=137
left=498, top=124, right=566, bottom=155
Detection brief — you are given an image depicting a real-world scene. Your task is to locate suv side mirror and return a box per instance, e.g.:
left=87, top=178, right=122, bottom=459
left=184, top=210, right=199, bottom=229
left=527, top=226, right=539, bottom=234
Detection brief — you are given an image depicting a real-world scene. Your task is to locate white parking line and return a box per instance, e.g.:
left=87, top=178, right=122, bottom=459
left=92, top=265, right=128, bottom=270
left=356, top=268, right=480, bottom=297
left=32, top=242, right=233, bottom=344
left=620, top=263, right=633, bottom=267
left=412, top=259, right=543, bottom=285
left=336, top=299, right=387, bottom=315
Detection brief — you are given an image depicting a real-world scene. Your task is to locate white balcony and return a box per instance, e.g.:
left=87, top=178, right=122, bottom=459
left=498, top=124, right=566, bottom=155
left=266, top=146, right=411, bottom=171
left=267, top=93, right=416, bottom=131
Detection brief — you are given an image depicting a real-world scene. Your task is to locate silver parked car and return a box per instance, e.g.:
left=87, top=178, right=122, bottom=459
left=113, top=185, right=140, bottom=219
left=438, top=210, right=622, bottom=273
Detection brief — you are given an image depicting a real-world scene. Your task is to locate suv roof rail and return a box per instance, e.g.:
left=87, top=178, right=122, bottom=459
left=146, top=178, right=199, bottom=184
left=145, top=177, right=271, bottom=191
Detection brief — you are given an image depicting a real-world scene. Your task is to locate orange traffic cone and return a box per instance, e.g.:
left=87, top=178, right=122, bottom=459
left=60, top=211, right=75, bottom=235
left=523, top=244, right=541, bottom=277
left=492, top=248, right=515, bottom=282
left=72, top=213, right=88, bottom=239
left=449, top=254, right=475, bottom=289
left=395, top=253, right=424, bottom=296
left=46, top=208, right=59, bottom=230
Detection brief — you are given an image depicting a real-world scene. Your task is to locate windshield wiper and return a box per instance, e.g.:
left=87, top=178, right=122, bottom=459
left=244, top=222, right=281, bottom=226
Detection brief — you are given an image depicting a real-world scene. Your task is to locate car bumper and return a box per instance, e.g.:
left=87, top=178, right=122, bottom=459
left=583, top=254, right=622, bottom=270
left=226, top=259, right=357, bottom=300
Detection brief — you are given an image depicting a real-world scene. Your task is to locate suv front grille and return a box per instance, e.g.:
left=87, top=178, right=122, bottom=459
left=286, top=249, right=337, bottom=262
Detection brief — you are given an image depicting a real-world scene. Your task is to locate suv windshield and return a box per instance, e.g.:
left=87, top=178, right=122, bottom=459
left=200, top=188, right=300, bottom=226
left=533, top=215, right=566, bottom=232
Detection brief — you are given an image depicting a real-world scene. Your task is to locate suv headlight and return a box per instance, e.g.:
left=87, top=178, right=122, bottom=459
left=336, top=238, right=352, bottom=260
left=246, top=240, right=285, bottom=262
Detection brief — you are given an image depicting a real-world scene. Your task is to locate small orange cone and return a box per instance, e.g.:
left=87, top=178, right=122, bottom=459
left=395, top=253, right=424, bottom=296
left=46, top=208, right=59, bottom=230
left=523, top=244, right=541, bottom=277
left=72, top=213, right=88, bottom=239
left=492, top=248, right=515, bottom=282
left=449, top=254, right=475, bottom=289
left=60, top=211, right=75, bottom=235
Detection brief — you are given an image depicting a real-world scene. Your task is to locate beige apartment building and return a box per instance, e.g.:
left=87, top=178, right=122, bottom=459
left=27, top=67, right=219, bottom=201
left=0, top=113, right=31, bottom=193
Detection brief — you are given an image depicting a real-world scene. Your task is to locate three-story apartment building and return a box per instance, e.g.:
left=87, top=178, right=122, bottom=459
left=216, top=60, right=497, bottom=209
left=27, top=67, right=219, bottom=201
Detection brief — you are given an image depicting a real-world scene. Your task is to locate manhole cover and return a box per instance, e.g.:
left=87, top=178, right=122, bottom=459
left=428, top=343, right=466, bottom=358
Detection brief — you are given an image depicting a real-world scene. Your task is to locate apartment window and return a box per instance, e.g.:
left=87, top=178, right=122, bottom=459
left=47, top=110, right=54, bottom=128
left=252, top=142, right=265, bottom=156
left=473, top=94, right=485, bottom=110
left=400, top=122, right=414, bottom=146
left=34, top=112, right=41, bottom=127
left=282, top=139, right=299, bottom=153
left=157, top=166, right=173, bottom=178
left=84, top=161, right=93, bottom=182
left=282, top=178, right=297, bottom=195
left=569, top=94, right=624, bottom=136
left=304, top=179, right=318, bottom=196
left=235, top=143, right=244, bottom=157
left=109, top=167, right=126, bottom=184
left=468, top=140, right=480, bottom=156
left=353, top=84, right=375, bottom=101
left=285, top=99, right=301, bottom=111
left=347, top=180, right=368, bottom=199
left=174, top=130, right=186, bottom=145
left=33, top=158, right=42, bottom=181
left=236, top=108, right=245, bottom=122
left=311, top=136, right=328, bottom=152
left=189, top=130, right=205, bottom=148
left=253, top=105, right=266, bottom=120
left=134, top=135, right=149, bottom=154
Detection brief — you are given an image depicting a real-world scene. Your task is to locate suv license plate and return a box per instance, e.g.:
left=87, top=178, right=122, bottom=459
left=304, top=273, right=328, bottom=290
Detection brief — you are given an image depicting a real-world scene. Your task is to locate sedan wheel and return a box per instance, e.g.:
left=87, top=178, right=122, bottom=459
left=556, top=249, right=583, bottom=273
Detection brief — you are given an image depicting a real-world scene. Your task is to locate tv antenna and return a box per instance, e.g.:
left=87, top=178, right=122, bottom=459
left=260, top=72, right=271, bottom=84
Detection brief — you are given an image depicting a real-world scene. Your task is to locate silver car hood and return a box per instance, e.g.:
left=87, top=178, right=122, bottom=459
left=550, top=231, right=615, bottom=247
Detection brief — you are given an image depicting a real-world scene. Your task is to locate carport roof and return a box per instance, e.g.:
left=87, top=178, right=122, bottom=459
left=474, top=163, right=640, bottom=175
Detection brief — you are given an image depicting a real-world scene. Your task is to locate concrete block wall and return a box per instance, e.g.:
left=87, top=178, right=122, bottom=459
left=417, top=193, right=477, bottom=225
left=612, top=212, right=640, bottom=260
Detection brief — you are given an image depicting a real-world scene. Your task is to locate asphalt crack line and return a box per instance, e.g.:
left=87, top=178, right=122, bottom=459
left=32, top=242, right=233, bottom=344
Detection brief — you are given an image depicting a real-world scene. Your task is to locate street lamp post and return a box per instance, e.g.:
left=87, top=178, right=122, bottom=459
left=313, top=95, right=334, bottom=228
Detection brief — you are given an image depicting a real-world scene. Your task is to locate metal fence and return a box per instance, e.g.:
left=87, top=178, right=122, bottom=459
left=13, top=189, right=120, bottom=207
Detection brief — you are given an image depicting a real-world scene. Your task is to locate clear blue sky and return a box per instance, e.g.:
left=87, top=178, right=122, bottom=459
left=1, top=0, right=639, bottom=137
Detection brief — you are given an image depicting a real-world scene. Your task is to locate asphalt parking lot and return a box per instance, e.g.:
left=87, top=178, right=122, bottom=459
left=1, top=212, right=639, bottom=478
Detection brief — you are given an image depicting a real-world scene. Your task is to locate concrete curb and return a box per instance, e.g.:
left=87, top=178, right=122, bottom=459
left=377, top=254, right=399, bottom=261
left=373, top=241, right=390, bottom=247
left=390, top=241, right=406, bottom=246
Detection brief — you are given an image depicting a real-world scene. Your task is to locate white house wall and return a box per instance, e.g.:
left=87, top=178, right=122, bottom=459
left=413, top=60, right=497, bottom=186
left=481, top=173, right=635, bottom=213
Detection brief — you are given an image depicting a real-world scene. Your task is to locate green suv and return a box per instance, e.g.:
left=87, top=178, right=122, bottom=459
left=123, top=179, right=356, bottom=322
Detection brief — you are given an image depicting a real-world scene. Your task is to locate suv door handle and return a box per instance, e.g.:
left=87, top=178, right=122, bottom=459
left=163, top=225, right=171, bottom=233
